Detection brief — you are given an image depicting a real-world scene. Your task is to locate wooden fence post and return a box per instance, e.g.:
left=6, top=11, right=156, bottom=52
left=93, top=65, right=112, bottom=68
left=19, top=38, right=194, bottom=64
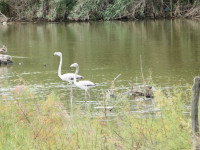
left=192, top=77, right=200, bottom=150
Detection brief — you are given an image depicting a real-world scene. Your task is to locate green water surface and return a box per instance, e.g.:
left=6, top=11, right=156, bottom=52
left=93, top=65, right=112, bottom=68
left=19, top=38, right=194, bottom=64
left=0, top=19, right=200, bottom=103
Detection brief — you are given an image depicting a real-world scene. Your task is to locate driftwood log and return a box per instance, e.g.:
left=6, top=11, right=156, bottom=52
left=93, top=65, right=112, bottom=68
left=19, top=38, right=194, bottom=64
left=192, top=77, right=200, bottom=150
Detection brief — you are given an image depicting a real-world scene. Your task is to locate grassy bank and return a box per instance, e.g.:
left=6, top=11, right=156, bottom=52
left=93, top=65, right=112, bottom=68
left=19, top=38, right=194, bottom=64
left=0, top=84, right=192, bottom=149
left=0, top=0, right=200, bottom=21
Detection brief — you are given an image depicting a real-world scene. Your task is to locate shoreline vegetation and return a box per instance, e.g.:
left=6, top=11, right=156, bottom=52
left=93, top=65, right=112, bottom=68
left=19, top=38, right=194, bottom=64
left=0, top=82, right=192, bottom=149
left=0, top=0, right=200, bottom=22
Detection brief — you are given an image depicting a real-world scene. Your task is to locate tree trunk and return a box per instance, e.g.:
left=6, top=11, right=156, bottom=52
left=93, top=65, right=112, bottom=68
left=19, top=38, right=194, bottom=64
left=170, top=0, right=172, bottom=17
left=192, top=77, right=200, bottom=150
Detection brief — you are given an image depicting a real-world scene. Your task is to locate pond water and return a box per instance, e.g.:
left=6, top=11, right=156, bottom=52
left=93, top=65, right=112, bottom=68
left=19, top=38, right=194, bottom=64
left=0, top=19, right=200, bottom=113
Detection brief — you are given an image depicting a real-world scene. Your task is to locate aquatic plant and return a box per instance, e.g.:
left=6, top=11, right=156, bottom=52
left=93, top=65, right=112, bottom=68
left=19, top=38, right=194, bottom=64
left=0, top=83, right=192, bottom=149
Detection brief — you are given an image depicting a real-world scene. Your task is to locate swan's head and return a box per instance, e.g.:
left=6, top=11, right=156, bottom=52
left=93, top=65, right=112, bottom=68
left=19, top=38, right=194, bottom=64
left=53, top=52, right=62, bottom=56
left=70, top=63, right=79, bottom=68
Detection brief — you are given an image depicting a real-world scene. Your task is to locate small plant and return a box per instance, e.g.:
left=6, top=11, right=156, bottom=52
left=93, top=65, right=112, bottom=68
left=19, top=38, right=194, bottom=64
left=0, top=82, right=193, bottom=149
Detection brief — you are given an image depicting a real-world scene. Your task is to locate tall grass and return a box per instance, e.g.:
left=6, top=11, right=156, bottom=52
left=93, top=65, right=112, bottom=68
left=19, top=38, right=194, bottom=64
left=0, top=0, right=77, bottom=21
left=0, top=0, right=200, bottom=21
left=0, top=84, right=192, bottom=149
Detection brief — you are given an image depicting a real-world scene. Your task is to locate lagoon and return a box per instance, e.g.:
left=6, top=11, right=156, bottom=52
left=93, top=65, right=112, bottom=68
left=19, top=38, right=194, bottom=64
left=0, top=20, right=200, bottom=103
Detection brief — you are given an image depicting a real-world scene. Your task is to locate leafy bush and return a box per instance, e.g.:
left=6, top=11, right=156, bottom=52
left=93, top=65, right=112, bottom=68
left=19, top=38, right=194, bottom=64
left=0, top=0, right=9, bottom=16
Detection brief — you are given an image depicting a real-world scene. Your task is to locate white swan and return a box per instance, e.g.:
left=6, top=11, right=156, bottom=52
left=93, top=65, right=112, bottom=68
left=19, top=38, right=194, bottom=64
left=54, top=52, right=83, bottom=105
left=70, top=63, right=96, bottom=101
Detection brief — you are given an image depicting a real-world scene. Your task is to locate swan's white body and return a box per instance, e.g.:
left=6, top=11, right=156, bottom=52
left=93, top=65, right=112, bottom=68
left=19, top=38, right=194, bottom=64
left=59, top=72, right=83, bottom=83
left=54, top=52, right=83, bottom=105
left=70, top=63, right=96, bottom=100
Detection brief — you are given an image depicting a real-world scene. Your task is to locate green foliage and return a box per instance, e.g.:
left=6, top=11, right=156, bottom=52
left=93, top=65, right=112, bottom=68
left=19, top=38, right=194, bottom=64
left=0, top=0, right=200, bottom=21
left=45, top=0, right=77, bottom=21
left=103, top=0, right=136, bottom=20
left=0, top=0, right=9, bottom=16
left=68, top=0, right=141, bottom=21
left=68, top=0, right=108, bottom=21
left=0, top=0, right=77, bottom=21
left=0, top=84, right=192, bottom=149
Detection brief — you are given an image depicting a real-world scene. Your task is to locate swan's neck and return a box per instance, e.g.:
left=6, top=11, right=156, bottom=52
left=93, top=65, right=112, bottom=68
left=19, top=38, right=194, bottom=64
left=74, top=66, right=79, bottom=84
left=58, top=55, right=62, bottom=78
